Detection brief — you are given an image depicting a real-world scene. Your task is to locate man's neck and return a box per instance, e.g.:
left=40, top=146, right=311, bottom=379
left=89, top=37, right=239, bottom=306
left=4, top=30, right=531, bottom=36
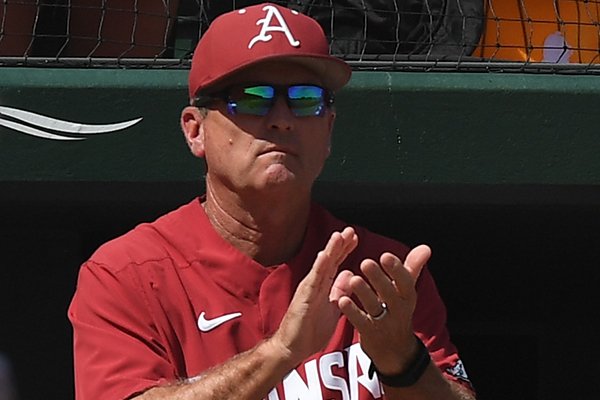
left=203, top=182, right=312, bottom=267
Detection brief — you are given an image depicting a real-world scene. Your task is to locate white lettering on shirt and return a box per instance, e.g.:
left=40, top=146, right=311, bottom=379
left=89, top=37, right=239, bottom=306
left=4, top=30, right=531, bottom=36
left=320, top=351, right=350, bottom=400
left=282, top=359, right=324, bottom=399
left=347, top=343, right=382, bottom=399
left=263, top=343, right=383, bottom=400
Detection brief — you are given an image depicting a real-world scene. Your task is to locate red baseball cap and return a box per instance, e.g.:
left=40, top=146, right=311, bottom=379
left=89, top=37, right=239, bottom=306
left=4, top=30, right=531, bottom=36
left=188, top=2, right=352, bottom=99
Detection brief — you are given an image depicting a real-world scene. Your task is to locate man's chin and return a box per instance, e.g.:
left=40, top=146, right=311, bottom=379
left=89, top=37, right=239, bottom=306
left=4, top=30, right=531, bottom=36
left=263, top=164, right=298, bottom=185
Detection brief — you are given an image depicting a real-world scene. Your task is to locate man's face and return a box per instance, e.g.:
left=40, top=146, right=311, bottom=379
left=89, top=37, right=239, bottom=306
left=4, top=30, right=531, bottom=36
left=199, top=61, right=336, bottom=198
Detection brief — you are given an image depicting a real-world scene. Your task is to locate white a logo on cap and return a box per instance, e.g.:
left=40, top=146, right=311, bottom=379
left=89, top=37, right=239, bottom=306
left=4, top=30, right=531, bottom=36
left=247, top=5, right=300, bottom=49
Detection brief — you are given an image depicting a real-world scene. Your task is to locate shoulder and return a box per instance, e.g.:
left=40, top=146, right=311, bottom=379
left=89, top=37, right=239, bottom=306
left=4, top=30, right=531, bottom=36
left=87, top=199, right=205, bottom=273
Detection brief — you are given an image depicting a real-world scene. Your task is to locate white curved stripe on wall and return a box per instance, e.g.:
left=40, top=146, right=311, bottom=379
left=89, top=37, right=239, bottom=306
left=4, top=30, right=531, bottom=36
left=0, top=106, right=142, bottom=140
left=0, top=119, right=85, bottom=141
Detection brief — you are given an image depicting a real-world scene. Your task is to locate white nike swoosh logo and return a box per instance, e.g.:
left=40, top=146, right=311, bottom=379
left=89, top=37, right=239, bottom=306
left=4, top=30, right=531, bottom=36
left=197, top=311, right=242, bottom=332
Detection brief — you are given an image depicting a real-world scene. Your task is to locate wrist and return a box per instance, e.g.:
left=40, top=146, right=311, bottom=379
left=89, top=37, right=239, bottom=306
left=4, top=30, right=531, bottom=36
left=262, top=336, right=298, bottom=373
left=368, top=335, right=431, bottom=388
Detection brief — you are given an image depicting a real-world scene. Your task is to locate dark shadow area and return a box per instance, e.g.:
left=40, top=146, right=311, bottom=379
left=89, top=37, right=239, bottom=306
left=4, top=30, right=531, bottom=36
left=0, top=182, right=597, bottom=399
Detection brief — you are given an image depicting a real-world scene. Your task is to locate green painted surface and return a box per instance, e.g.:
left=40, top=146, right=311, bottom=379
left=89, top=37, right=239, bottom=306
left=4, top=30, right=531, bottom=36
left=1, top=68, right=599, bottom=185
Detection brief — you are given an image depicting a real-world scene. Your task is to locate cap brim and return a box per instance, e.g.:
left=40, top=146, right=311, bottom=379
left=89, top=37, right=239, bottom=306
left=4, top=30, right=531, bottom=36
left=198, top=54, right=352, bottom=95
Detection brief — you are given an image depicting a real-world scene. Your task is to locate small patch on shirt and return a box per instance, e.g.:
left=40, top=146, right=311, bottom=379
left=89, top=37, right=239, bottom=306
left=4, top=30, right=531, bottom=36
left=446, top=359, right=471, bottom=383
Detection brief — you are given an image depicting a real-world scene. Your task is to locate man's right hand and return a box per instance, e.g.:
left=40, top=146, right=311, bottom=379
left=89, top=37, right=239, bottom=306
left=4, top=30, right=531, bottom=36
left=269, top=227, right=358, bottom=368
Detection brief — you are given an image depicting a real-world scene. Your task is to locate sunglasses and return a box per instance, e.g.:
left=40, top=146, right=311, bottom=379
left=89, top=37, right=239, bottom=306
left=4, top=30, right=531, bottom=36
left=194, top=84, right=334, bottom=117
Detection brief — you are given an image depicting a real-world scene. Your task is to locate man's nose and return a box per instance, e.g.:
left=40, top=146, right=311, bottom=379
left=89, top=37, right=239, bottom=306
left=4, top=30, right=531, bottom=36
left=265, top=95, right=295, bottom=131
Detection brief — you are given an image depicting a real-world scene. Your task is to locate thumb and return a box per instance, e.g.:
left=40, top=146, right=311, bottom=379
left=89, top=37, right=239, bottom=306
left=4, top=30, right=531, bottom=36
left=404, top=244, right=432, bottom=280
left=329, top=270, right=354, bottom=302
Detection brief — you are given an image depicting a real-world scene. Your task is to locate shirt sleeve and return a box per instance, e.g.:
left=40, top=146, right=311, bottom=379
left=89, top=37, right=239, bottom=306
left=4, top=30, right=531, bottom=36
left=68, top=260, right=175, bottom=400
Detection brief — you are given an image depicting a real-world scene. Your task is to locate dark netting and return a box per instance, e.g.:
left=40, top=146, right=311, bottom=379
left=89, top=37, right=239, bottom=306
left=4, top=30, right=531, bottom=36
left=1, top=0, right=600, bottom=73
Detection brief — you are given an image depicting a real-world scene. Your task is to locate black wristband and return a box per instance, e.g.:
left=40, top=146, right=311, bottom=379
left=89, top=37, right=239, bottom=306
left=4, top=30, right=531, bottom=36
left=368, top=335, right=431, bottom=388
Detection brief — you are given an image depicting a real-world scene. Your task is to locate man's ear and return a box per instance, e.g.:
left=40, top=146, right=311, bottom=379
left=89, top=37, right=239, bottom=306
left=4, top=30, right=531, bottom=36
left=181, top=106, right=206, bottom=158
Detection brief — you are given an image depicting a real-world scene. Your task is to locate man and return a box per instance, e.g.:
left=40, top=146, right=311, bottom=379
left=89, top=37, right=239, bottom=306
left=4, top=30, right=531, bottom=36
left=68, top=3, right=476, bottom=399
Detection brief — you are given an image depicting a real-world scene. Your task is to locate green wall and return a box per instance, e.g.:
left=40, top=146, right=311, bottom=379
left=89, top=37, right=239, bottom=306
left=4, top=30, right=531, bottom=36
left=2, top=68, right=600, bottom=187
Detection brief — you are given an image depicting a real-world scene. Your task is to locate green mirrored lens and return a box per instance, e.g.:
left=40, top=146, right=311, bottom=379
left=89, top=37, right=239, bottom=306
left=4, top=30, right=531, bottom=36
left=243, top=86, right=275, bottom=99
left=228, top=85, right=328, bottom=117
left=288, top=85, right=325, bottom=116
left=234, top=86, right=275, bottom=116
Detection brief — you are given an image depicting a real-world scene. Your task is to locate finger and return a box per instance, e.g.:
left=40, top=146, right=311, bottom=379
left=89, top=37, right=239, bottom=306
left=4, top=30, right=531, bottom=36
left=329, top=270, right=354, bottom=302
left=311, top=228, right=357, bottom=286
left=379, top=246, right=431, bottom=292
left=322, top=228, right=355, bottom=267
left=334, top=227, right=358, bottom=265
left=360, top=257, right=398, bottom=304
left=310, top=242, right=341, bottom=286
left=353, top=261, right=387, bottom=315
left=404, top=244, right=431, bottom=280
left=337, top=295, right=370, bottom=331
